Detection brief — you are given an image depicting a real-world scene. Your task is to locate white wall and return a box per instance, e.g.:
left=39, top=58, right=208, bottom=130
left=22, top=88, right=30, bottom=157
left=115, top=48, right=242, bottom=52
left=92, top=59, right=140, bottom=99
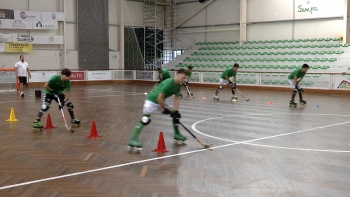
left=175, top=0, right=240, bottom=48
left=247, top=0, right=344, bottom=41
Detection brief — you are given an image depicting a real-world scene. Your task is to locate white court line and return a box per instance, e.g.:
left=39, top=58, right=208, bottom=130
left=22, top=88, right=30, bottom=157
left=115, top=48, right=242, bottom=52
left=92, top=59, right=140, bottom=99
left=0, top=113, right=347, bottom=190
left=191, top=113, right=350, bottom=153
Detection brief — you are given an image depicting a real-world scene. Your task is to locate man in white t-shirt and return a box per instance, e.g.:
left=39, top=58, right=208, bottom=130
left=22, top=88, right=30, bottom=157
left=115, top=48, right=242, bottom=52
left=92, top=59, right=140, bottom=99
left=14, top=55, right=31, bottom=97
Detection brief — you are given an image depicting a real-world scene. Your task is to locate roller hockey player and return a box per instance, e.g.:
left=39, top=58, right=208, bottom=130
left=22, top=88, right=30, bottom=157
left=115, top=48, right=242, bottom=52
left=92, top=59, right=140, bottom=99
left=213, top=63, right=239, bottom=101
left=32, top=68, right=80, bottom=130
left=128, top=69, right=188, bottom=151
left=288, top=64, right=309, bottom=107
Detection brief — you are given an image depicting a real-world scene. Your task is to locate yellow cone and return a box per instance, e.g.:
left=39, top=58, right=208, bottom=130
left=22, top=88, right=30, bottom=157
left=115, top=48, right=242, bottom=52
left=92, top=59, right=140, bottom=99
left=6, top=108, right=18, bottom=122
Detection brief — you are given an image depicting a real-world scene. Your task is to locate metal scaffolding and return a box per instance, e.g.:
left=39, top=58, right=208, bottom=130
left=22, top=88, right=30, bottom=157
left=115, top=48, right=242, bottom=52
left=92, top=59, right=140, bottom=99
left=143, top=0, right=176, bottom=70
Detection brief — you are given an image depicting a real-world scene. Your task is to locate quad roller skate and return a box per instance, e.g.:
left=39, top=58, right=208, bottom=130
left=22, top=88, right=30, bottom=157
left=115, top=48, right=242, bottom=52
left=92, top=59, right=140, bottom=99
left=127, top=138, right=143, bottom=152
left=289, top=100, right=297, bottom=108
left=32, top=121, right=43, bottom=131
left=231, top=94, right=238, bottom=102
left=173, top=132, right=187, bottom=145
left=213, top=95, right=219, bottom=101
left=71, top=118, right=80, bottom=127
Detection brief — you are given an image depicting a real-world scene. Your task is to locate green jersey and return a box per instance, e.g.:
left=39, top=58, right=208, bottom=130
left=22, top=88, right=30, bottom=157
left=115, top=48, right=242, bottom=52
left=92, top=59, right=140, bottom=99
left=146, top=78, right=181, bottom=103
left=185, top=69, right=192, bottom=78
left=161, top=68, right=171, bottom=80
left=45, top=75, right=71, bottom=94
left=220, top=68, right=237, bottom=79
left=288, top=68, right=306, bottom=80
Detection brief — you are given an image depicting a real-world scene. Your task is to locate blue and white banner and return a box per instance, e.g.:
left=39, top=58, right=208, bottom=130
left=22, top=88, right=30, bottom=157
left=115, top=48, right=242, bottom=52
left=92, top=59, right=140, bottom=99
left=32, top=20, right=58, bottom=29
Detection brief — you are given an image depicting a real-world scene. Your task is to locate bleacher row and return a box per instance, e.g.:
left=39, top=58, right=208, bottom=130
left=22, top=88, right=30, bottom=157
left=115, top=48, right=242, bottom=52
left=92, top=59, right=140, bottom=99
left=192, top=50, right=344, bottom=56
left=198, top=44, right=349, bottom=51
left=195, top=38, right=341, bottom=45
left=176, top=63, right=330, bottom=70
left=183, top=57, right=337, bottom=62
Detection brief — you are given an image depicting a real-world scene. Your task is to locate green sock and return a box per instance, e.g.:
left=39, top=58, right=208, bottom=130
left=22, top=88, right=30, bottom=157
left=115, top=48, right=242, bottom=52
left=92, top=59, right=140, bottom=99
left=131, top=122, right=144, bottom=140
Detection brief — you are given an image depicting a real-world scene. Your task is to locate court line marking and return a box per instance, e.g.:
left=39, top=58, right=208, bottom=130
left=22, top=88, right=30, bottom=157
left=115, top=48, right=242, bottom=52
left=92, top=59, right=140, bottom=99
left=0, top=113, right=347, bottom=190
left=191, top=113, right=350, bottom=153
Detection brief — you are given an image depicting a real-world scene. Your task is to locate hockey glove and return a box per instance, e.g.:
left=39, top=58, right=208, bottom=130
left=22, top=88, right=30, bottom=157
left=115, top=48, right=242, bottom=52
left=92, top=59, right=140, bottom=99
left=171, top=111, right=181, bottom=124
left=162, top=108, right=171, bottom=115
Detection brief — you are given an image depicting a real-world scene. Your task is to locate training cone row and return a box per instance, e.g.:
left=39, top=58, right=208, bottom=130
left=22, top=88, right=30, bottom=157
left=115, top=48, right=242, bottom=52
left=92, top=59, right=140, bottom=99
left=86, top=120, right=102, bottom=138
left=6, top=108, right=18, bottom=122
left=152, top=132, right=169, bottom=152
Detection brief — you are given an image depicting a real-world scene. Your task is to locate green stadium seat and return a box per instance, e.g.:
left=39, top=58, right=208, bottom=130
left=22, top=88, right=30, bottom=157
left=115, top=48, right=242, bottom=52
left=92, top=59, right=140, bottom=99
left=251, top=65, right=258, bottom=68
left=320, top=58, right=328, bottom=62
left=312, top=58, right=320, bottom=62
left=317, top=38, right=325, bottom=42
left=311, top=51, right=318, bottom=55
left=329, top=58, right=337, bottom=62
left=321, top=65, right=330, bottom=69
left=281, top=80, right=288, bottom=84
left=318, top=44, right=326, bottom=48
left=273, top=65, right=281, bottom=69
left=280, top=51, right=288, bottom=55
left=302, top=39, right=310, bottom=42
left=318, top=51, right=326, bottom=55
left=265, top=65, right=273, bottom=69
left=288, top=58, right=296, bottom=62
left=302, top=45, right=310, bottom=48
left=303, top=51, right=311, bottom=55
left=343, top=44, right=350, bottom=47
left=258, top=65, right=265, bottom=69
left=326, top=51, right=335, bottom=55
left=288, top=51, right=296, bottom=55
left=295, top=51, right=302, bottom=55
left=288, top=65, right=296, bottom=69
left=304, top=58, right=312, bottom=62
left=335, top=51, right=344, bottom=54
left=281, top=65, right=288, bottom=69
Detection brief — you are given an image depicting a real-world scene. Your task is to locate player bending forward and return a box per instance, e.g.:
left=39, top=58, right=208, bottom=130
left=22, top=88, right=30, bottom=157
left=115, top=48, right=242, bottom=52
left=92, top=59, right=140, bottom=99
left=32, top=68, right=80, bottom=129
left=288, top=64, right=309, bottom=107
left=128, top=69, right=188, bottom=149
left=214, top=63, right=239, bottom=101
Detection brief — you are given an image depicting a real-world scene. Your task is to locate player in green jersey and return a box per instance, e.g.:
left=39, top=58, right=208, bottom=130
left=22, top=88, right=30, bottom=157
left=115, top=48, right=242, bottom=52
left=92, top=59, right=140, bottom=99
left=213, top=63, right=239, bottom=101
left=128, top=69, right=188, bottom=150
left=288, top=64, right=309, bottom=107
left=32, top=68, right=80, bottom=129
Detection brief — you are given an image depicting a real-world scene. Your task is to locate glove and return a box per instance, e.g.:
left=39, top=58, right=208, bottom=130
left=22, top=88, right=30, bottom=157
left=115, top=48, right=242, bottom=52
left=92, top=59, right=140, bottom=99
left=171, top=111, right=181, bottom=124
left=58, top=103, right=64, bottom=110
left=162, top=108, right=171, bottom=115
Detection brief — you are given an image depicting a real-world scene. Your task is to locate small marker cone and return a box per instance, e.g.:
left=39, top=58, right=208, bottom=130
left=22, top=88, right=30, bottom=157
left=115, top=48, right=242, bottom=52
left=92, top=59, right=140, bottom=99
left=44, top=114, right=57, bottom=129
left=86, top=120, right=102, bottom=138
left=152, top=132, right=169, bottom=153
left=6, top=108, right=18, bottom=122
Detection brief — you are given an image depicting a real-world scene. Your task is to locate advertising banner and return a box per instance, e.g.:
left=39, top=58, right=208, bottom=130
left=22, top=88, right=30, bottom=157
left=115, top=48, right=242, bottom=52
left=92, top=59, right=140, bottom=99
left=30, top=71, right=58, bottom=82
left=14, top=10, right=41, bottom=20
left=0, top=43, right=5, bottom=52
left=4, top=20, right=32, bottom=29
left=87, top=71, right=111, bottom=80
left=295, top=0, right=343, bottom=19
left=69, top=71, right=85, bottom=81
left=41, top=12, right=65, bottom=21
left=32, top=20, right=58, bottom=29
left=38, top=36, right=63, bottom=44
left=0, top=9, right=14, bottom=19
left=0, top=33, right=12, bottom=42
left=12, top=34, right=39, bottom=44
left=5, top=43, right=33, bottom=52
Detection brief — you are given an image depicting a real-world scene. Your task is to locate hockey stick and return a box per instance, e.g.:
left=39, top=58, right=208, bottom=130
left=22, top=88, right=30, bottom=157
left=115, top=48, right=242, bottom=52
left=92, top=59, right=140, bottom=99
left=56, top=95, right=74, bottom=133
left=184, top=82, right=194, bottom=98
left=236, top=88, right=250, bottom=101
left=178, top=122, right=212, bottom=149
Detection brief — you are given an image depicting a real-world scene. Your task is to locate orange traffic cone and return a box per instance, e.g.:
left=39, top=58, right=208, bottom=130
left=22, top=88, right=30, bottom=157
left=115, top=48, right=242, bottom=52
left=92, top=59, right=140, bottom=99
left=44, top=114, right=57, bottom=129
left=86, top=120, right=102, bottom=138
left=152, top=132, right=169, bottom=152
left=6, top=108, right=18, bottom=122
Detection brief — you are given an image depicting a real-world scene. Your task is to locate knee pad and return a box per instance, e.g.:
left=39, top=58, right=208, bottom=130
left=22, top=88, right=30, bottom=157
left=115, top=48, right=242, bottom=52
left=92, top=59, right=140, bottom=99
left=298, top=88, right=304, bottom=93
left=141, top=115, right=151, bottom=125
left=293, top=89, right=297, bottom=94
left=219, top=85, right=223, bottom=90
left=65, top=101, right=74, bottom=110
left=41, top=103, right=50, bottom=112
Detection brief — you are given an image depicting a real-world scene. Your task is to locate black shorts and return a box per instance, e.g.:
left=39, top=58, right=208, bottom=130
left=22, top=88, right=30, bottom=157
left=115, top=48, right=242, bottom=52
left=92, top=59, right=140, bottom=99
left=18, top=76, right=27, bottom=84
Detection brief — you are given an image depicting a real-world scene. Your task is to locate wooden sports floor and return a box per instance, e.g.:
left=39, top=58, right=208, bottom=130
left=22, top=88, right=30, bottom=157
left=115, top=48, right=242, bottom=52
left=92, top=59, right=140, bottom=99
left=0, top=83, right=349, bottom=197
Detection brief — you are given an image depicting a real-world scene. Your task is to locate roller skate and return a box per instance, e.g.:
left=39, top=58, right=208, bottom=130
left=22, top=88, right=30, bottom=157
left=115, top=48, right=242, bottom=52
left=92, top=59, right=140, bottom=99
left=213, top=94, right=219, bottom=101
left=32, top=121, right=43, bottom=131
left=300, top=99, right=307, bottom=105
left=231, top=94, right=238, bottom=102
left=289, top=100, right=297, bottom=108
left=20, top=92, right=25, bottom=97
left=174, top=131, right=187, bottom=145
left=71, top=118, right=80, bottom=127
left=127, top=138, right=143, bottom=152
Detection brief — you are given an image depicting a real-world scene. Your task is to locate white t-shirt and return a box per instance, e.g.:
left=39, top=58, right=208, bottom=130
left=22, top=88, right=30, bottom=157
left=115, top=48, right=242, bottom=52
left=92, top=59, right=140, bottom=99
left=15, top=61, right=28, bottom=77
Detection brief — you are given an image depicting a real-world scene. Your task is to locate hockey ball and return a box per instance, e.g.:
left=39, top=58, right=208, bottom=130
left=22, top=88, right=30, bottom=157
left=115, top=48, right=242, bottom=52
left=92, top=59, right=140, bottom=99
left=144, top=92, right=148, bottom=95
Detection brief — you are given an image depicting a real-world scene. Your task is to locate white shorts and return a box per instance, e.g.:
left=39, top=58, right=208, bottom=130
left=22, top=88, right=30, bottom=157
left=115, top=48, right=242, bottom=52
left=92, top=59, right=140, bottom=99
left=219, top=78, right=230, bottom=85
left=288, top=79, right=301, bottom=89
left=143, top=100, right=172, bottom=114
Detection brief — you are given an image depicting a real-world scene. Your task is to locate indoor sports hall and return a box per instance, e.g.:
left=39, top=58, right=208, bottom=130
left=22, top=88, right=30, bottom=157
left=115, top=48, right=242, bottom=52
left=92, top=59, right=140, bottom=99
left=0, top=0, right=350, bottom=196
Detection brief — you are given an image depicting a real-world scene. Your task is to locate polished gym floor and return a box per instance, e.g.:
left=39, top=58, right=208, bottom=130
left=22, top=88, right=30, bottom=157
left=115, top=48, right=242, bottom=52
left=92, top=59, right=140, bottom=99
left=0, top=84, right=349, bottom=197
